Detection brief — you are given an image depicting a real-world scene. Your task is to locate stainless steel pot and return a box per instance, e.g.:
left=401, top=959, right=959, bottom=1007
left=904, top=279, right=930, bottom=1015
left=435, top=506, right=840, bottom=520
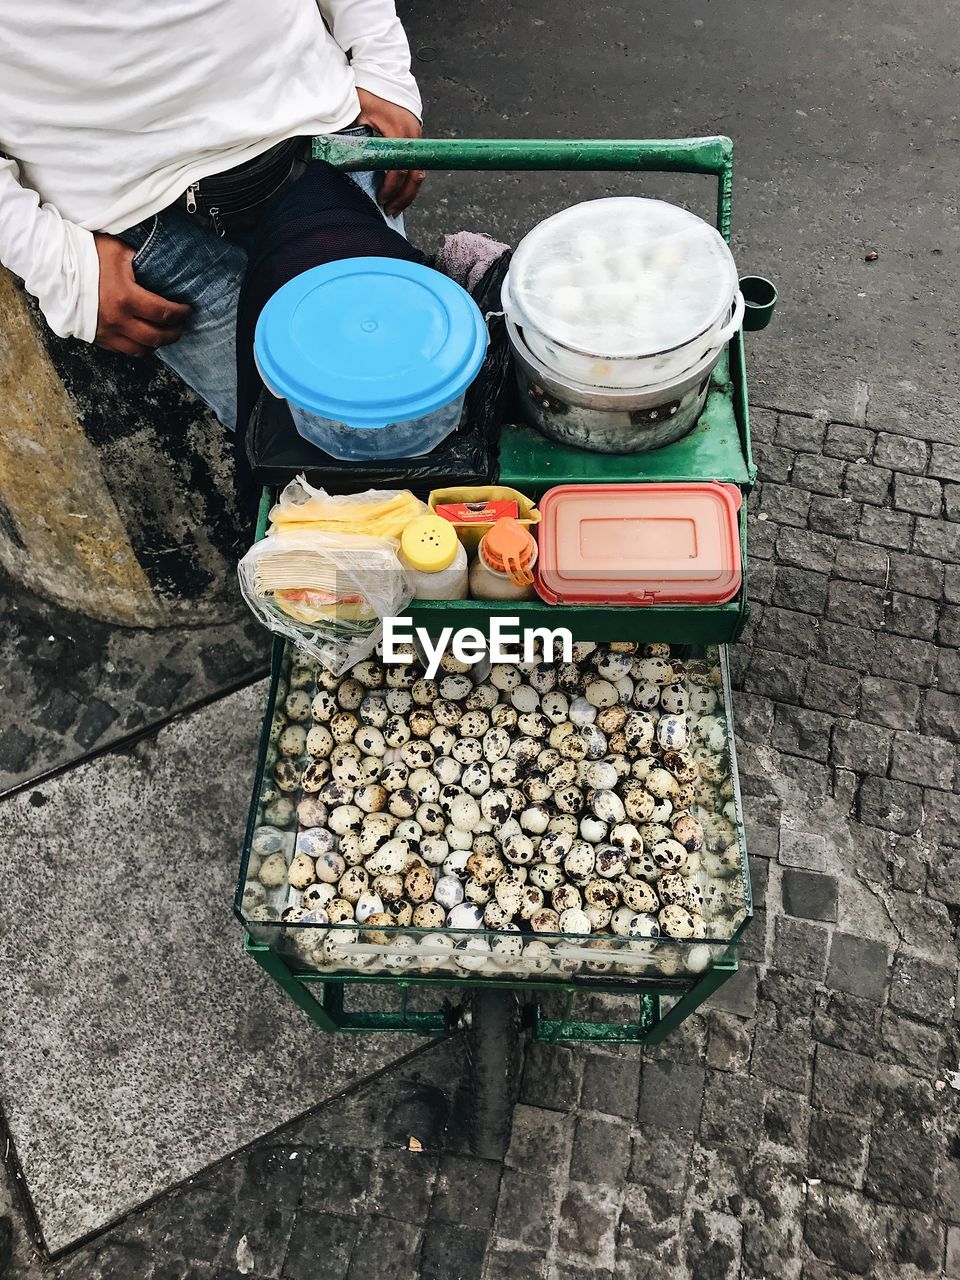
left=507, top=317, right=722, bottom=454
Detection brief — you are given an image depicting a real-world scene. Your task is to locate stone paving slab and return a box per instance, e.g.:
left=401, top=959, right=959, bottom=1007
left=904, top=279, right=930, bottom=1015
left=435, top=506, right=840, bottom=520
left=0, top=571, right=269, bottom=794
left=0, top=684, right=422, bottom=1254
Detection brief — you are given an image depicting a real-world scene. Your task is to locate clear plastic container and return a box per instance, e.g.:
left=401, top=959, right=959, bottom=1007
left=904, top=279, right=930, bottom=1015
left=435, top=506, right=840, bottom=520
left=535, top=483, right=743, bottom=605
left=255, top=258, right=488, bottom=462
left=289, top=395, right=466, bottom=462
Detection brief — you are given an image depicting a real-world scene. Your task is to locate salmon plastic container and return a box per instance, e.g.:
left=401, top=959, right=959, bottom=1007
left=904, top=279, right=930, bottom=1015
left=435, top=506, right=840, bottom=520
left=535, top=482, right=742, bottom=606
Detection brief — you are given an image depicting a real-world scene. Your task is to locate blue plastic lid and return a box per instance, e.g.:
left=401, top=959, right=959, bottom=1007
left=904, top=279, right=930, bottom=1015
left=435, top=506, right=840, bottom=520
left=254, top=257, right=488, bottom=428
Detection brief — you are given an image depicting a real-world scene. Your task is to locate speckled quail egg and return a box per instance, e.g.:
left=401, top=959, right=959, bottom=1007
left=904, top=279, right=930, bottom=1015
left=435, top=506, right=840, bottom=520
left=536, top=831, right=572, bottom=865
left=412, top=901, right=446, bottom=929
left=376, top=760, right=408, bottom=795
left=261, top=796, right=296, bottom=827
left=518, top=805, right=550, bottom=836
left=409, top=711, right=438, bottom=740
left=657, top=715, right=688, bottom=751
left=529, top=862, right=564, bottom=893
left=619, top=877, right=659, bottom=913
left=383, top=715, right=411, bottom=748
left=416, top=802, right=446, bottom=835
left=436, top=674, right=469, bottom=702
left=366, top=840, right=412, bottom=876
left=336, top=679, right=364, bottom=711
left=596, top=706, right=627, bottom=736
left=580, top=814, right=608, bottom=845
left=338, top=867, right=369, bottom=902
left=284, top=690, right=312, bottom=722
left=274, top=759, right=304, bottom=792
left=434, top=875, right=464, bottom=910
left=297, top=827, right=337, bottom=859
left=466, top=682, right=499, bottom=711
left=403, top=767, right=437, bottom=803
left=585, top=904, right=613, bottom=932
left=420, top=835, right=449, bottom=866
left=359, top=815, right=393, bottom=857
left=490, top=705, right=519, bottom=732
left=286, top=853, right=316, bottom=890
left=567, top=697, right=596, bottom=727
left=302, top=882, right=336, bottom=911
left=609, top=823, right=644, bottom=857
left=277, top=724, right=307, bottom=758
left=552, top=883, right=582, bottom=914
left=310, top=690, right=337, bottom=723
left=584, top=679, right=618, bottom=709
left=501, top=832, right=536, bottom=865
left=630, top=912, right=661, bottom=939
left=252, top=865, right=281, bottom=896
left=529, top=907, right=561, bottom=933
left=394, top=819, right=423, bottom=846
left=328, top=804, right=363, bottom=836
left=411, top=678, right=439, bottom=705
left=339, top=832, right=365, bottom=866
left=584, top=878, right=619, bottom=910
left=658, top=904, right=697, bottom=939
left=464, top=877, right=492, bottom=906
left=489, top=926, right=524, bottom=968
left=425, top=728, right=455, bottom=760
left=452, top=737, right=483, bottom=765
left=651, top=839, right=688, bottom=872
left=332, top=756, right=364, bottom=790
left=385, top=688, right=413, bottom=716
left=403, top=865, right=435, bottom=904
left=464, top=849, right=503, bottom=885
left=563, top=843, right=595, bottom=884
left=458, top=710, right=490, bottom=740
left=514, top=885, right=543, bottom=920
left=431, top=698, right=461, bottom=729
left=539, top=690, right=569, bottom=724
left=481, top=727, right=512, bottom=764
left=547, top=785, right=580, bottom=815
left=560, top=907, right=592, bottom=935
left=387, top=788, right=419, bottom=820
left=445, top=793, right=478, bottom=831
left=595, top=845, right=628, bottom=879
left=430, top=756, right=461, bottom=787
left=633, top=683, right=662, bottom=711
left=310, top=850, right=345, bottom=884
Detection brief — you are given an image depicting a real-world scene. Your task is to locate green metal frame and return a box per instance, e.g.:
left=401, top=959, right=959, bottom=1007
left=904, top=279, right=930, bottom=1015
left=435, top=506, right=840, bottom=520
left=240, top=135, right=755, bottom=1045
left=245, top=937, right=738, bottom=1045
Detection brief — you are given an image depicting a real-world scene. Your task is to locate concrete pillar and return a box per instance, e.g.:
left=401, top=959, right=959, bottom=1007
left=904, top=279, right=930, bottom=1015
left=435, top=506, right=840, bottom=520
left=0, top=270, right=249, bottom=627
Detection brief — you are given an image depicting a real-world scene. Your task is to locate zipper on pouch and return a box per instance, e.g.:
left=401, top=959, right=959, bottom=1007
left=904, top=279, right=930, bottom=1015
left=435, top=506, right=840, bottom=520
left=185, top=183, right=198, bottom=213
left=209, top=207, right=225, bottom=237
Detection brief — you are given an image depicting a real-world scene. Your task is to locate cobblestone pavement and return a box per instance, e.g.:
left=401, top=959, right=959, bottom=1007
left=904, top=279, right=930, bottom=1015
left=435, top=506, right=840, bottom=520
left=2, top=402, right=959, bottom=1279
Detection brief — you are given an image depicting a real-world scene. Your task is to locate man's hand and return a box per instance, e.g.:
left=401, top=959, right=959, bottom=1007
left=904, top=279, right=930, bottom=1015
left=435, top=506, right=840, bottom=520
left=94, top=233, right=191, bottom=356
left=355, top=88, right=424, bottom=217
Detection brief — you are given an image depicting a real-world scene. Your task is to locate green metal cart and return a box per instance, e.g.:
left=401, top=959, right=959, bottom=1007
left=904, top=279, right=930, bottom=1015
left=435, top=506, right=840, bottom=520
left=237, top=135, right=755, bottom=1156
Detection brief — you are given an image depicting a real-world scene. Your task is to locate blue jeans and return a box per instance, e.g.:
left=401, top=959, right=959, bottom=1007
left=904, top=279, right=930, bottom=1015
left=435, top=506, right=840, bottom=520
left=118, top=158, right=402, bottom=430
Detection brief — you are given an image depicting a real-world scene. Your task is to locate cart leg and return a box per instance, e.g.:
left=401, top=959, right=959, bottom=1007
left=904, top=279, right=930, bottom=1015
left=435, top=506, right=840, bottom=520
left=643, top=958, right=738, bottom=1045
left=250, top=946, right=342, bottom=1032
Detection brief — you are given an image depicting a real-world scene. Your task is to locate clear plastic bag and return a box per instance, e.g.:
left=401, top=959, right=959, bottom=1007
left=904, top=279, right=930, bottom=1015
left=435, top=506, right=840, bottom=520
left=238, top=529, right=413, bottom=674
left=268, top=476, right=426, bottom=539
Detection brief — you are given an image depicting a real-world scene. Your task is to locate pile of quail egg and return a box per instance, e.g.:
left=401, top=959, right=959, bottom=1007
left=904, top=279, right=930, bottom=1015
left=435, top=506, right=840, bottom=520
left=240, top=642, right=747, bottom=980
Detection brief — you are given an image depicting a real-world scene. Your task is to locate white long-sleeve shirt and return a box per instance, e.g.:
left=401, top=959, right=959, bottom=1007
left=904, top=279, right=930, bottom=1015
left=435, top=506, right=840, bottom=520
left=0, top=0, right=421, bottom=342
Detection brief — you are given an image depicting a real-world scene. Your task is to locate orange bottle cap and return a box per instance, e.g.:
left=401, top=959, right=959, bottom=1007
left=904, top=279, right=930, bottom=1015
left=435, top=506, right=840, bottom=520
left=480, top=518, right=536, bottom=587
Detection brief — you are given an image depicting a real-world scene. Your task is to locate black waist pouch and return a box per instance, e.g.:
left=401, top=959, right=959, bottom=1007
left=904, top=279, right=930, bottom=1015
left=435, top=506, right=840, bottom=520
left=186, top=138, right=302, bottom=218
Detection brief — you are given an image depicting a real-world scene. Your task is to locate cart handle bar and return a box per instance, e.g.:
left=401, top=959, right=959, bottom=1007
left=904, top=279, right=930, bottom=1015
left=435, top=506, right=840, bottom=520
left=312, top=135, right=735, bottom=240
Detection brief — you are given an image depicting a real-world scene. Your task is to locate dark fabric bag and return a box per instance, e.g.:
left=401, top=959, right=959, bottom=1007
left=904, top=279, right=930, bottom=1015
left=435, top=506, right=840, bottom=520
left=234, top=160, right=508, bottom=511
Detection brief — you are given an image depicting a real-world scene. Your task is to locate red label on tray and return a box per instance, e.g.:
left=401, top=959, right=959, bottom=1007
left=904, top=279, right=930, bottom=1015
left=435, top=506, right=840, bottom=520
left=434, top=500, right=519, bottom=524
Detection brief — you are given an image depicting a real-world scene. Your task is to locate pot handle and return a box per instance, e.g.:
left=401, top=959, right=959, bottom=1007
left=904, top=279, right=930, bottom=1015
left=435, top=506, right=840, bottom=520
left=714, top=291, right=745, bottom=347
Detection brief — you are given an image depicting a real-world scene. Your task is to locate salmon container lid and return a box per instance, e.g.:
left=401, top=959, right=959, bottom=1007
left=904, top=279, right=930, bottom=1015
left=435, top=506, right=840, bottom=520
left=535, top=483, right=743, bottom=606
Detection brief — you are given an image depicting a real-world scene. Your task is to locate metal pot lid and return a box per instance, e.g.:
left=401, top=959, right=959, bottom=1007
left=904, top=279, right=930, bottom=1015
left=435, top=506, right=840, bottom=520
left=504, top=197, right=738, bottom=360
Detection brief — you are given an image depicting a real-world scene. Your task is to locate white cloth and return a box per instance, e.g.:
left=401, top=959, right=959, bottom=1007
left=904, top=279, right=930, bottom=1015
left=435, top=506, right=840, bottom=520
left=0, top=0, right=421, bottom=342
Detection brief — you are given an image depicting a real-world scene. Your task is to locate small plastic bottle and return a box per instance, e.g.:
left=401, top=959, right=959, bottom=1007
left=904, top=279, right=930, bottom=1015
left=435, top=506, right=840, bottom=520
left=469, top=518, right=538, bottom=601
left=399, top=515, right=469, bottom=599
